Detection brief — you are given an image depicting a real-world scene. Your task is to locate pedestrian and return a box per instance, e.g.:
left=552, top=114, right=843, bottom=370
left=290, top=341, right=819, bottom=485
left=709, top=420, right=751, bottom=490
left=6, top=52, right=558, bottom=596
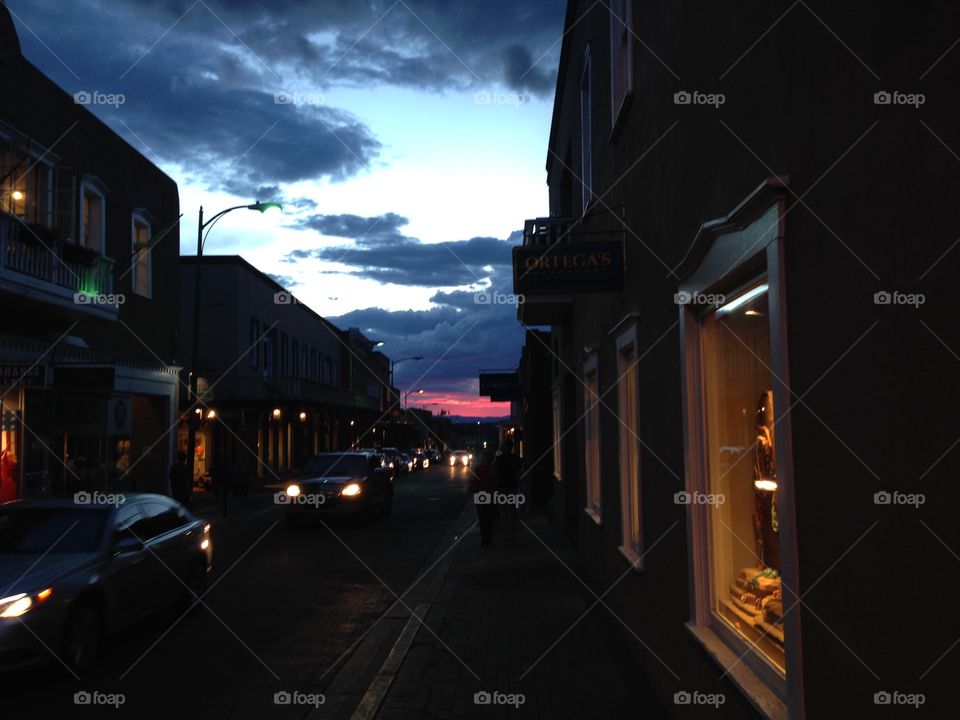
left=169, top=452, right=192, bottom=509
left=471, top=450, right=498, bottom=548
left=494, top=438, right=522, bottom=539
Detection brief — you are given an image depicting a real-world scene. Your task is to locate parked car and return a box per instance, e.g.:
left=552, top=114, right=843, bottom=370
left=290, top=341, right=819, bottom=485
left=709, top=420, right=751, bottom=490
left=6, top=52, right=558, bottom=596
left=0, top=495, right=213, bottom=672
left=283, top=452, right=393, bottom=525
left=448, top=450, right=472, bottom=467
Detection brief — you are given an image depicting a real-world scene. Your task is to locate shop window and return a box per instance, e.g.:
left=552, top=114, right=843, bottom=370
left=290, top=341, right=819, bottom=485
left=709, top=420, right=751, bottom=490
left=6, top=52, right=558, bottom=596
left=616, top=325, right=643, bottom=566
left=131, top=214, right=152, bottom=298
left=609, top=0, right=633, bottom=128
left=583, top=353, right=601, bottom=523
left=80, top=181, right=105, bottom=253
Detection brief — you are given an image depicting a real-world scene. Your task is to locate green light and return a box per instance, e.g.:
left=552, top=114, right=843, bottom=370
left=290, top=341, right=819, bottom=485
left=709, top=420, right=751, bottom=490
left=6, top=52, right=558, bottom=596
left=249, top=201, right=283, bottom=214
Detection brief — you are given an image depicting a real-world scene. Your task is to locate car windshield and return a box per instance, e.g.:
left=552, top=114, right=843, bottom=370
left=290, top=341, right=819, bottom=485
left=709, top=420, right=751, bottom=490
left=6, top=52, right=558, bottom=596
left=302, top=455, right=368, bottom=477
left=0, top=507, right=108, bottom=554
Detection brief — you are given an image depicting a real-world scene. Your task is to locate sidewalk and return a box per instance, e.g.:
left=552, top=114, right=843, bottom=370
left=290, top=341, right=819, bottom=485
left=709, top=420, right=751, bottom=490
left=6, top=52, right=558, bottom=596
left=364, top=503, right=669, bottom=720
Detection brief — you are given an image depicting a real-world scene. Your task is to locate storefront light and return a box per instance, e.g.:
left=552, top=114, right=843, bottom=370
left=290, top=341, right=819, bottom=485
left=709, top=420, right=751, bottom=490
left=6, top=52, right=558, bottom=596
left=716, top=283, right=769, bottom=317
left=754, top=478, right=778, bottom=492
left=272, top=408, right=281, bottom=419
left=206, top=409, right=216, bottom=419
left=299, top=411, right=307, bottom=421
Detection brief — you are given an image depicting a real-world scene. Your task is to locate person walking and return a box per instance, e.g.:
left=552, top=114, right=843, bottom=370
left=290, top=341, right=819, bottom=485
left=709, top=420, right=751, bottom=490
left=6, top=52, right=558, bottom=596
left=169, top=452, right=192, bottom=509
left=494, top=438, right=522, bottom=540
left=471, top=450, right=498, bottom=548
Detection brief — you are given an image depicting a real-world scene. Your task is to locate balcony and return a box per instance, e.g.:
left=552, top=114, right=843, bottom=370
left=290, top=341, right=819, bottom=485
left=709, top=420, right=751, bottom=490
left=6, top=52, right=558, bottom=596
left=0, top=212, right=117, bottom=320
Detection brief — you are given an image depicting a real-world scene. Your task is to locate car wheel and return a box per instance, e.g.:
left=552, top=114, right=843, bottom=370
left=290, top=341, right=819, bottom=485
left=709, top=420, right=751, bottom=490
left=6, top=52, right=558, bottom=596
left=62, top=601, right=104, bottom=673
left=183, top=556, right=208, bottom=612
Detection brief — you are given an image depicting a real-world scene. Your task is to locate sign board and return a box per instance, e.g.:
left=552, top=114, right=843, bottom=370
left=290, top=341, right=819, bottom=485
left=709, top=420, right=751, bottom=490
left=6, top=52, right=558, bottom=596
left=0, top=364, right=46, bottom=390
left=513, top=240, right=623, bottom=295
left=479, top=372, right=521, bottom=402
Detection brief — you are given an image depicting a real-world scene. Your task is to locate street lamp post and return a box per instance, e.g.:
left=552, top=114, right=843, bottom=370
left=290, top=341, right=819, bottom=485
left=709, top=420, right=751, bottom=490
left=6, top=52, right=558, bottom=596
left=389, top=356, right=423, bottom=409
left=403, top=388, right=424, bottom=409
left=186, top=201, right=282, bottom=496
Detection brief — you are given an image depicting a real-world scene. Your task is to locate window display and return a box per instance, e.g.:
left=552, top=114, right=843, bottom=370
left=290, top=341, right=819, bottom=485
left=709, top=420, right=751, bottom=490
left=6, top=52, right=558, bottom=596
left=701, top=281, right=784, bottom=672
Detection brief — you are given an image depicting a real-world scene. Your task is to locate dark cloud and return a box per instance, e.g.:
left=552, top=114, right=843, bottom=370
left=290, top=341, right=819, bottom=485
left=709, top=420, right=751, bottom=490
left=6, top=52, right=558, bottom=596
left=502, top=44, right=555, bottom=96
left=284, top=212, right=514, bottom=287
left=267, top=273, right=300, bottom=288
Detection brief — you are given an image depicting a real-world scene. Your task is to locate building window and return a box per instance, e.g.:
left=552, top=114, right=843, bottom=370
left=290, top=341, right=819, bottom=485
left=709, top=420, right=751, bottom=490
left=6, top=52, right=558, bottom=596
left=80, top=182, right=105, bottom=253
left=1, top=147, right=53, bottom=226
left=280, top=333, right=288, bottom=377
left=584, top=353, right=601, bottom=523
left=551, top=386, right=562, bottom=481
left=579, top=47, right=593, bottom=212
left=616, top=325, right=643, bottom=566
left=249, top=319, right=259, bottom=369
left=291, top=339, right=299, bottom=378
left=131, top=214, right=151, bottom=298
left=263, top=330, right=275, bottom=377
left=609, top=0, right=633, bottom=127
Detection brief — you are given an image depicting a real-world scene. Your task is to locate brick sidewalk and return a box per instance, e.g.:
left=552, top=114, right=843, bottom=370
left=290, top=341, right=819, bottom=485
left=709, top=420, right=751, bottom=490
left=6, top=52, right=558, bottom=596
left=374, top=505, right=669, bottom=720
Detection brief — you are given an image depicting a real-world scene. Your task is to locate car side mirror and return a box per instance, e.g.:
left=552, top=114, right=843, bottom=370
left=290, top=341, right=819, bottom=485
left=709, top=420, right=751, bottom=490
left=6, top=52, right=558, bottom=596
left=114, top=533, right=144, bottom=554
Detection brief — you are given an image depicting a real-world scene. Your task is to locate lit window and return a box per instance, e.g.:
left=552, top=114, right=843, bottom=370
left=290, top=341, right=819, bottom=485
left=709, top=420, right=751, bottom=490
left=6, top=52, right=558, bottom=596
left=131, top=215, right=151, bottom=297
left=616, top=325, right=643, bottom=565
left=584, top=354, right=601, bottom=523
left=81, top=183, right=105, bottom=252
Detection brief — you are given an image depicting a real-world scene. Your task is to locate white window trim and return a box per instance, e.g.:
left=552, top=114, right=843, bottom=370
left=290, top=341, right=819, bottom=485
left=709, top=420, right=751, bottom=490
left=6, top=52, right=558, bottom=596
left=583, top=352, right=602, bottom=524
left=579, top=45, right=593, bottom=214
left=609, top=0, right=634, bottom=130
left=615, top=323, right=643, bottom=569
left=678, top=183, right=800, bottom=720
left=79, top=178, right=106, bottom=254
left=130, top=211, right=152, bottom=299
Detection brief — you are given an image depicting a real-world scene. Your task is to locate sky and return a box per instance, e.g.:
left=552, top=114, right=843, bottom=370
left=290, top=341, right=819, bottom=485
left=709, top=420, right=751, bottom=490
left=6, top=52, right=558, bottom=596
left=6, top=0, right=565, bottom=417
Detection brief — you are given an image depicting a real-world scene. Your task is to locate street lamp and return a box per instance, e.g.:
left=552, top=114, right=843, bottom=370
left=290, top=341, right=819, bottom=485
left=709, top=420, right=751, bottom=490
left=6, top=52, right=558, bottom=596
left=186, top=200, right=282, bottom=486
left=404, top=388, right=424, bottom=409
left=390, top=356, right=423, bottom=408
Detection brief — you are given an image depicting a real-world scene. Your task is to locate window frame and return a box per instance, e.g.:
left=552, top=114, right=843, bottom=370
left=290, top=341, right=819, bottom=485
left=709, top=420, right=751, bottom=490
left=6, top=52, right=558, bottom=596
left=130, top=211, right=152, bottom=298
left=615, top=323, right=643, bottom=568
left=551, top=384, right=563, bottom=481
left=678, top=184, right=800, bottom=719
left=583, top=352, right=602, bottom=524
left=609, top=0, right=634, bottom=132
left=79, top=178, right=107, bottom=254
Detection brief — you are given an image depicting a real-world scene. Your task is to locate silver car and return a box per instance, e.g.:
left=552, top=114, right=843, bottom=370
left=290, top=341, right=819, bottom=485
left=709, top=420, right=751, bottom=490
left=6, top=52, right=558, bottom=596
left=0, top=494, right=213, bottom=672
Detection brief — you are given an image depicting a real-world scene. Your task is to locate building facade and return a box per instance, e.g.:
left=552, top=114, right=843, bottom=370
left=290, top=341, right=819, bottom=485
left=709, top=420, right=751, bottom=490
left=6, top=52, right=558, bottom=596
left=1, top=5, right=180, bottom=500
left=178, top=256, right=391, bottom=480
left=516, top=2, right=960, bottom=718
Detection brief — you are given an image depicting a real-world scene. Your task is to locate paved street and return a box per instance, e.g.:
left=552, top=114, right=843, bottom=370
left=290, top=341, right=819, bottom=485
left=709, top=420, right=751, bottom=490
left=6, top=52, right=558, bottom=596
left=2, top=465, right=472, bottom=718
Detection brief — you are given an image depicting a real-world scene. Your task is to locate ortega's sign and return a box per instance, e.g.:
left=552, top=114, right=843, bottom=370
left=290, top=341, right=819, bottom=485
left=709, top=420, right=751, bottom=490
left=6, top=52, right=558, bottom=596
left=512, top=241, right=623, bottom=294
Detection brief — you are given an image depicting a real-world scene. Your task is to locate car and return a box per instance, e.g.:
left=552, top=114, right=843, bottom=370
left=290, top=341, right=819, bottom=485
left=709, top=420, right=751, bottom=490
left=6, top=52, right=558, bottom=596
left=448, top=450, right=472, bottom=467
left=413, top=451, right=431, bottom=469
left=380, top=447, right=404, bottom=473
left=0, top=494, right=213, bottom=672
left=282, top=452, right=393, bottom=524
left=397, top=453, right=414, bottom=473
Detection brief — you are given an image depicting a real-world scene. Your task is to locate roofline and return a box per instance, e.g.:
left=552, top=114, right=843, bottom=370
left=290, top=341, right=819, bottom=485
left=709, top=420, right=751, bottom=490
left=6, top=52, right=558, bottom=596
left=546, top=0, right=580, bottom=175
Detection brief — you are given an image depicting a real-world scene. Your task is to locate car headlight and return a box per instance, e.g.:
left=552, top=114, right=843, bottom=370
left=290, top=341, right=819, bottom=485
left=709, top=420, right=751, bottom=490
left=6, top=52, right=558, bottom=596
left=0, top=588, right=52, bottom=618
left=449, top=456, right=456, bottom=465
left=341, top=483, right=362, bottom=496
left=286, top=484, right=301, bottom=497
